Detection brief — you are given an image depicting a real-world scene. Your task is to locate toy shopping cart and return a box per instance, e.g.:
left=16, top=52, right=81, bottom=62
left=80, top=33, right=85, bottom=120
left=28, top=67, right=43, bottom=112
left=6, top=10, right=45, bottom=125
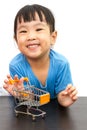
left=9, top=77, right=50, bottom=120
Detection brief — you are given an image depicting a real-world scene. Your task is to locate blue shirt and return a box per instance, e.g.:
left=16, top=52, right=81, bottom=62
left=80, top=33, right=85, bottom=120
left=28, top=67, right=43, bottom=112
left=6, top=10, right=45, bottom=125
left=9, top=49, right=73, bottom=99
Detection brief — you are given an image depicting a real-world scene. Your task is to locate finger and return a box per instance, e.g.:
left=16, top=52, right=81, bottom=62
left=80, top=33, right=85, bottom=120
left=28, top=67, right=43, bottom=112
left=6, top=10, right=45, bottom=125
left=3, top=84, right=8, bottom=89
left=70, top=89, right=78, bottom=98
left=6, top=75, right=14, bottom=84
left=4, top=79, right=12, bottom=86
left=72, top=95, right=78, bottom=101
left=66, top=84, right=76, bottom=93
left=66, top=84, right=73, bottom=90
left=4, top=79, right=8, bottom=83
left=68, top=87, right=76, bottom=94
left=7, top=74, right=12, bottom=79
left=14, top=75, right=19, bottom=80
left=3, top=84, right=13, bottom=95
left=60, top=90, right=68, bottom=96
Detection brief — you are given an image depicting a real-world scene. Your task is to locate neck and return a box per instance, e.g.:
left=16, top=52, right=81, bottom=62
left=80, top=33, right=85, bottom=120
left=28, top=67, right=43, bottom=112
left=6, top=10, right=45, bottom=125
left=27, top=55, right=50, bottom=69
left=26, top=53, right=50, bottom=85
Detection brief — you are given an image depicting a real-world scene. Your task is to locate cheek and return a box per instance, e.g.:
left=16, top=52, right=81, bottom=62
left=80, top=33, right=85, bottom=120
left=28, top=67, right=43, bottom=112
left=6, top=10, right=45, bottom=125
left=45, top=35, right=52, bottom=45
left=17, top=36, right=25, bottom=44
left=40, top=33, right=51, bottom=42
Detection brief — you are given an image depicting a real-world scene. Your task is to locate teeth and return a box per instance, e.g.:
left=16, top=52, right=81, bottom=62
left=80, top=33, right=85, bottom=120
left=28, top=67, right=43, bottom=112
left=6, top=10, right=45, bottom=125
left=28, top=44, right=38, bottom=48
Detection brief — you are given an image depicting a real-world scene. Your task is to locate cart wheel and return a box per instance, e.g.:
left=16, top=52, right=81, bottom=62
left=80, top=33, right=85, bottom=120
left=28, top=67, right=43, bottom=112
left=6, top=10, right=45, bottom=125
left=15, top=113, right=19, bottom=117
left=42, top=114, right=46, bottom=119
left=32, top=116, right=36, bottom=121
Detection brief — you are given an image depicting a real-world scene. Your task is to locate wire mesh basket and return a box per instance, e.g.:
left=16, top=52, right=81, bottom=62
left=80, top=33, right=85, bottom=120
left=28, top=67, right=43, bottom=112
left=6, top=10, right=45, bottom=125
left=9, top=78, right=50, bottom=120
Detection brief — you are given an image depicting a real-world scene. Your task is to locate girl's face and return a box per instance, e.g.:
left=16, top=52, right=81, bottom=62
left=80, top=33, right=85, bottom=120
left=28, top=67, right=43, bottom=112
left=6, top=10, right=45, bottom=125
left=15, top=14, right=57, bottom=60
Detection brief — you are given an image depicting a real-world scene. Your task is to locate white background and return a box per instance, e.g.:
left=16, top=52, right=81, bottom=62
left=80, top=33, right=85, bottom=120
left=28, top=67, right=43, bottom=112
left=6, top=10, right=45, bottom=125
left=0, top=0, right=87, bottom=96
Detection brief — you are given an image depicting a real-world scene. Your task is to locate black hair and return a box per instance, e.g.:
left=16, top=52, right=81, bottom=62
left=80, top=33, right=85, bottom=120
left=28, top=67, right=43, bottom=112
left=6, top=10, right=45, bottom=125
left=14, top=4, right=55, bottom=37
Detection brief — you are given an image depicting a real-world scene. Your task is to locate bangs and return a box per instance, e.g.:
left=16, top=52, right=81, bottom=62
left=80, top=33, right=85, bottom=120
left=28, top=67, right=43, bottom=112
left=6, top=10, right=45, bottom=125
left=17, top=6, right=45, bottom=23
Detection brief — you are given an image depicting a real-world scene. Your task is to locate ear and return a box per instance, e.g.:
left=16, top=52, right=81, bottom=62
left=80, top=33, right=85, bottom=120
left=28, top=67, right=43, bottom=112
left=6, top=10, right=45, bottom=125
left=14, top=35, right=17, bottom=43
left=51, top=31, right=57, bottom=46
left=14, top=35, right=16, bottom=40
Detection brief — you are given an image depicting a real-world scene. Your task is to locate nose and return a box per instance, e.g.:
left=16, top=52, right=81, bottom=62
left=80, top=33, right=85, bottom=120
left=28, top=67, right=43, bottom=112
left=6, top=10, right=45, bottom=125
left=27, top=31, right=36, bottom=40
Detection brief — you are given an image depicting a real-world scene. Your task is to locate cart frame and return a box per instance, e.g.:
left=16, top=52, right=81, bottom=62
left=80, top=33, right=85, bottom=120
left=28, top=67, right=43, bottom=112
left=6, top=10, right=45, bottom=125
left=13, top=85, right=50, bottom=120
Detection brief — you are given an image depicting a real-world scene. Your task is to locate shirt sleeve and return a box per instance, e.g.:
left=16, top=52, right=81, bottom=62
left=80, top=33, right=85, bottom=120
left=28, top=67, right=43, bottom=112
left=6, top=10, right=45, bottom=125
left=55, top=61, right=73, bottom=94
left=9, top=63, right=24, bottom=79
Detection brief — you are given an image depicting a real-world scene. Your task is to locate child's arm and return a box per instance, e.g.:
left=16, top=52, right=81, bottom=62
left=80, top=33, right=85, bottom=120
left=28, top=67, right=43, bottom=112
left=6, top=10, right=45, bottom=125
left=57, top=84, right=78, bottom=107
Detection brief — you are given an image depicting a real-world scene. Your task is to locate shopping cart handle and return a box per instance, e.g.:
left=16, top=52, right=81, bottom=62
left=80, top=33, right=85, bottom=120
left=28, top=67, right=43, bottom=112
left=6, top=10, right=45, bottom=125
left=8, top=77, right=29, bottom=85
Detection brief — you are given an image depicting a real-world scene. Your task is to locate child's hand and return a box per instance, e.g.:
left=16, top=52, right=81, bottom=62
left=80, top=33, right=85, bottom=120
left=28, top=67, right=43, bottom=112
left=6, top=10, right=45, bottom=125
left=3, top=74, right=25, bottom=96
left=57, top=84, right=78, bottom=107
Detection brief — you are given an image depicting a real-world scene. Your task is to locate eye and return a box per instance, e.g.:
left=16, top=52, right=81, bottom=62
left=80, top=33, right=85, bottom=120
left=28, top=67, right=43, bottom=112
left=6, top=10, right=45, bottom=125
left=19, top=30, right=27, bottom=33
left=36, top=28, right=43, bottom=31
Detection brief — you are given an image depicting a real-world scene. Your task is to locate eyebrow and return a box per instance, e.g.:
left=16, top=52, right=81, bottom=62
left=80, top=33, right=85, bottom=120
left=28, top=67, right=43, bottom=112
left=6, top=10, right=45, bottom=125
left=33, top=22, right=47, bottom=26
left=17, top=21, right=47, bottom=30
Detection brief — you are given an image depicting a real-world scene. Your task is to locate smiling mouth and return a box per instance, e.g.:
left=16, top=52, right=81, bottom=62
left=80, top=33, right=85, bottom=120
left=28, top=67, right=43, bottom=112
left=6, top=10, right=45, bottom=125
left=27, top=44, right=40, bottom=50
